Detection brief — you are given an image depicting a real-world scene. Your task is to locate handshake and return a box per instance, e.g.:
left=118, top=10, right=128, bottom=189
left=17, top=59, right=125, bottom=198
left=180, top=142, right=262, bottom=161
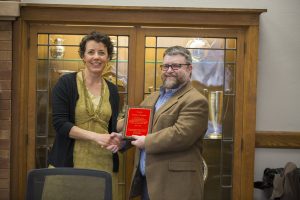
left=100, top=132, right=146, bottom=153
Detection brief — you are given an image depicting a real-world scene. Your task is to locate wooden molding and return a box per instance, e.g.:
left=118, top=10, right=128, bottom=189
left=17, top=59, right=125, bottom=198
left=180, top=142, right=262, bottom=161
left=20, top=4, right=266, bottom=26
left=20, top=3, right=264, bottom=13
left=0, top=1, right=20, bottom=19
left=256, top=131, right=300, bottom=148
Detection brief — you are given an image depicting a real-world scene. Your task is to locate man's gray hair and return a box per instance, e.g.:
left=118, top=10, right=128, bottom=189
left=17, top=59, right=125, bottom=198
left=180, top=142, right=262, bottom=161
left=163, top=46, right=192, bottom=65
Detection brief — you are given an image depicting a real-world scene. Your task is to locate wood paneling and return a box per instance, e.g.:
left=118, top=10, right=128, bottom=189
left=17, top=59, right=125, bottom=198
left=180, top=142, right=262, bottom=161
left=0, top=1, right=19, bottom=18
left=0, top=189, right=9, bottom=200
left=0, top=139, right=9, bottom=149
left=0, top=51, right=12, bottom=60
left=0, top=169, right=9, bottom=178
left=0, top=22, right=11, bottom=31
left=0, top=80, right=11, bottom=89
left=0, top=110, right=10, bottom=120
left=0, top=31, right=12, bottom=40
left=256, top=131, right=300, bottom=148
left=0, top=70, right=11, bottom=80
left=0, top=41, right=11, bottom=51
left=0, top=61, right=12, bottom=68
left=0, top=121, right=10, bottom=131
left=0, top=130, right=10, bottom=139
left=0, top=178, right=9, bottom=188
left=0, top=19, right=12, bottom=200
left=0, top=91, right=11, bottom=100
left=0, top=149, right=9, bottom=168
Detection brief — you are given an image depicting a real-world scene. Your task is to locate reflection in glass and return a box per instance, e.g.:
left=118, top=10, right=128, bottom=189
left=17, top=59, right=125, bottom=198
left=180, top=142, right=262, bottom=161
left=145, top=48, right=156, bottom=93
left=187, top=38, right=225, bottom=139
left=37, top=60, right=48, bottom=90
left=36, top=146, right=48, bottom=168
left=118, top=36, right=129, bottom=47
left=49, top=34, right=82, bottom=45
left=225, top=50, right=236, bottom=63
left=222, top=95, right=235, bottom=140
left=157, top=37, right=192, bottom=47
left=145, top=37, right=156, bottom=47
left=155, top=64, right=163, bottom=90
left=50, top=38, right=65, bottom=59
left=187, top=38, right=226, bottom=88
left=38, top=46, right=48, bottom=59
left=226, top=38, right=236, bottom=49
left=116, top=47, right=129, bottom=85
left=203, top=139, right=222, bottom=200
left=207, top=91, right=223, bottom=139
left=145, top=62, right=155, bottom=94
left=221, top=140, right=233, bottom=187
left=224, top=63, right=235, bottom=93
left=36, top=91, right=48, bottom=135
left=38, top=34, right=48, bottom=45
left=186, top=38, right=211, bottom=62
left=51, top=46, right=80, bottom=60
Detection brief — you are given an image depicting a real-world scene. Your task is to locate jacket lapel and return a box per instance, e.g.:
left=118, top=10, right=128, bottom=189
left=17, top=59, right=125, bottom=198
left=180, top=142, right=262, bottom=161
left=152, top=83, right=193, bottom=126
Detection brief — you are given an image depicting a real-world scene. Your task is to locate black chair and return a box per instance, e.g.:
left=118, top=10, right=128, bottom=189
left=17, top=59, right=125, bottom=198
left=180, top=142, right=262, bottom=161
left=26, top=167, right=112, bottom=200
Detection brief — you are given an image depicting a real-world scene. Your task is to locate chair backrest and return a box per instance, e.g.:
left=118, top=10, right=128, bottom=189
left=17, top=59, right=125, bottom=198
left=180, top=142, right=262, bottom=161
left=26, top=168, right=112, bottom=200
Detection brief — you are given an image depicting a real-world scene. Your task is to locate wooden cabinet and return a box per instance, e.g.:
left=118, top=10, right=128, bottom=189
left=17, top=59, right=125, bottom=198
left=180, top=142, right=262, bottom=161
left=12, top=5, right=266, bottom=200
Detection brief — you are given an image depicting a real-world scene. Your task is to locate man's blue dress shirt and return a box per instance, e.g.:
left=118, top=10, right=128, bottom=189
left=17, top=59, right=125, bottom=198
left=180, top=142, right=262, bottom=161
left=139, top=86, right=181, bottom=176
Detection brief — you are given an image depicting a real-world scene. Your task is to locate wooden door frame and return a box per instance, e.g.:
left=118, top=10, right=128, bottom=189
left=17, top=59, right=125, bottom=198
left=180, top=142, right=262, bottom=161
left=12, top=4, right=266, bottom=200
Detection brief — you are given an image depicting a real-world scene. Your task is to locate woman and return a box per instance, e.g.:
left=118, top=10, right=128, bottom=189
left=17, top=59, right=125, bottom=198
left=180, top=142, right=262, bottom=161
left=48, top=31, right=121, bottom=199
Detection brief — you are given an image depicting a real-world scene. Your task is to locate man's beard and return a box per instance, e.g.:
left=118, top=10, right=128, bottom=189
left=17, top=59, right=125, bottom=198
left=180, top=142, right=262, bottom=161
left=163, top=76, right=180, bottom=89
left=162, top=73, right=189, bottom=89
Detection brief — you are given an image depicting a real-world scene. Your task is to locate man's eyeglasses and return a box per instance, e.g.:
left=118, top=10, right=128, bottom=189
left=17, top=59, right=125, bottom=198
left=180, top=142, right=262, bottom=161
left=160, top=63, right=190, bottom=71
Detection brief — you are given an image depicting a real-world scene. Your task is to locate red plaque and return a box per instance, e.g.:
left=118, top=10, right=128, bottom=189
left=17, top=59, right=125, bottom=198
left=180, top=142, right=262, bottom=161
left=123, top=106, right=153, bottom=140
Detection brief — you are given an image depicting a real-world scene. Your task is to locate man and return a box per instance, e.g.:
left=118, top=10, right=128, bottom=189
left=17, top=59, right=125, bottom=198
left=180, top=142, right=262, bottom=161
left=116, top=46, right=208, bottom=200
